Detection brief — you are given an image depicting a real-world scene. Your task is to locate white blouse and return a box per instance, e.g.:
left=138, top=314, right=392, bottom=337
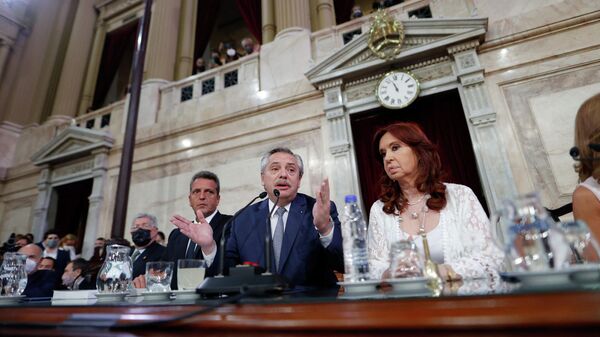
left=367, top=183, right=505, bottom=280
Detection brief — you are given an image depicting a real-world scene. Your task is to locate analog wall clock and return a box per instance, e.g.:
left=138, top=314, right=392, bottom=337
left=375, top=70, right=420, bottom=109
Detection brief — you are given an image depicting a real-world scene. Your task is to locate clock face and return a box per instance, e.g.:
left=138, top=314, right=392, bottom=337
left=376, top=71, right=420, bottom=109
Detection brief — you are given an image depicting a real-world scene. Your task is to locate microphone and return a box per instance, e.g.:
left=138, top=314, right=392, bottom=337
left=264, top=189, right=280, bottom=274
left=570, top=143, right=600, bottom=161
left=217, top=191, right=267, bottom=276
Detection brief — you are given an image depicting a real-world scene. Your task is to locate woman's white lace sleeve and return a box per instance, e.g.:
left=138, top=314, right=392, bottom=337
left=448, top=186, right=505, bottom=279
left=368, top=203, right=390, bottom=280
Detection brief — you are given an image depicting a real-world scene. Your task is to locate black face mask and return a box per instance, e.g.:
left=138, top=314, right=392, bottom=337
left=131, top=229, right=152, bottom=247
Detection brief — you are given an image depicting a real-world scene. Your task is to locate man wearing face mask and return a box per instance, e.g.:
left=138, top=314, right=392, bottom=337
left=130, top=213, right=166, bottom=279
left=18, top=244, right=57, bottom=298
left=38, top=230, right=70, bottom=281
left=61, top=258, right=94, bottom=290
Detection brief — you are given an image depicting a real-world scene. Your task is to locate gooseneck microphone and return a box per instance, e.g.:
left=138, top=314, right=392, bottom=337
left=265, top=189, right=280, bottom=274
left=570, top=143, right=600, bottom=161
left=217, top=191, right=268, bottom=276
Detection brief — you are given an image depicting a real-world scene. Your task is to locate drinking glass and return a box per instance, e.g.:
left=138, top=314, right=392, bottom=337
left=177, top=259, right=206, bottom=290
left=145, top=261, right=174, bottom=292
left=388, top=240, right=423, bottom=279
left=559, top=220, right=600, bottom=265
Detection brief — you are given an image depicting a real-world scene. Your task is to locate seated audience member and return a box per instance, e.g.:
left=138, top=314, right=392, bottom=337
left=14, top=234, right=31, bottom=249
left=39, top=230, right=71, bottom=276
left=367, top=122, right=504, bottom=282
left=210, top=49, right=223, bottom=69
left=130, top=213, right=166, bottom=279
left=19, top=244, right=57, bottom=298
left=38, top=257, right=56, bottom=271
left=223, top=42, right=240, bottom=63
left=172, top=148, right=344, bottom=289
left=62, top=258, right=94, bottom=290
left=25, top=233, right=34, bottom=243
left=59, top=233, right=79, bottom=260
left=572, top=93, right=600, bottom=238
left=157, top=231, right=166, bottom=246
left=241, top=37, right=259, bottom=56
left=350, top=5, right=363, bottom=19
left=195, top=58, right=206, bottom=74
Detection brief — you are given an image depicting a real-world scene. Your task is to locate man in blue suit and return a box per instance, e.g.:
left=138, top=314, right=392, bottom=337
left=228, top=147, right=343, bottom=288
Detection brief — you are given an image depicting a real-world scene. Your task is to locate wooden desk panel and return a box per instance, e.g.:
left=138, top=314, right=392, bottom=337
left=1, top=290, right=599, bottom=336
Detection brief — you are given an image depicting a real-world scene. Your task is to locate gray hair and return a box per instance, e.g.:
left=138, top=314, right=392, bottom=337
left=260, top=147, right=304, bottom=177
left=189, top=170, right=221, bottom=194
left=132, top=213, right=158, bottom=228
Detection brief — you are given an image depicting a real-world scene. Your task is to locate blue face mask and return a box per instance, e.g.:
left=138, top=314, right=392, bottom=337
left=131, top=229, right=152, bottom=247
left=46, top=238, right=59, bottom=248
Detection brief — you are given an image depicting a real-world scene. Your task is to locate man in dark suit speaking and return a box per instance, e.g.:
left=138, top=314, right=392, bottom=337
left=228, top=147, right=344, bottom=288
left=165, top=171, right=232, bottom=288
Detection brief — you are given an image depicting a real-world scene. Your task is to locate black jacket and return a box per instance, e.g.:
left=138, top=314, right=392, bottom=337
left=131, top=241, right=167, bottom=279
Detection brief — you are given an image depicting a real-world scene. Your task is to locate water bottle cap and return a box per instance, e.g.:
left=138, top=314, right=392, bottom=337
left=345, top=195, right=357, bottom=203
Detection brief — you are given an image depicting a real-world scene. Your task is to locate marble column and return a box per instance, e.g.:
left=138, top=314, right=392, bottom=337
left=78, top=20, right=107, bottom=115
left=448, top=41, right=517, bottom=212
left=275, top=0, right=311, bottom=33
left=0, top=40, right=11, bottom=84
left=32, top=167, right=52, bottom=240
left=322, top=82, right=364, bottom=211
left=50, top=0, right=96, bottom=122
left=145, top=0, right=181, bottom=80
left=175, top=0, right=196, bottom=80
left=82, top=148, right=109, bottom=259
left=316, top=0, right=335, bottom=30
left=261, top=0, right=275, bottom=43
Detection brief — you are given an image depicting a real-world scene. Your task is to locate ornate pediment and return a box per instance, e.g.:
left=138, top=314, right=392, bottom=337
left=305, top=18, right=488, bottom=89
left=31, top=126, right=114, bottom=166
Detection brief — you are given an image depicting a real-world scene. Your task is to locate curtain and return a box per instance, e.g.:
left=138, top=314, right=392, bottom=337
left=92, top=20, right=138, bottom=110
left=235, top=0, right=262, bottom=43
left=194, top=0, right=221, bottom=63
left=334, top=0, right=355, bottom=25
left=350, top=89, right=489, bottom=218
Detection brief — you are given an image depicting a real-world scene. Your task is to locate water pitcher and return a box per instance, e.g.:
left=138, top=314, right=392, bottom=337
left=96, top=244, right=133, bottom=293
left=0, top=252, right=28, bottom=296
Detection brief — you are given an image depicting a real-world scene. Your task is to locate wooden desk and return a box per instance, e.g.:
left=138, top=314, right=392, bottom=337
left=1, top=289, right=599, bottom=336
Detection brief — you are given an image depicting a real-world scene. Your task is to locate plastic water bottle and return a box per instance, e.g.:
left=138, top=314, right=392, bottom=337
left=343, top=195, right=370, bottom=282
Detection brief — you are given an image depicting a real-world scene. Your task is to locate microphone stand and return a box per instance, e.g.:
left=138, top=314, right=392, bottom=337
left=264, top=189, right=280, bottom=274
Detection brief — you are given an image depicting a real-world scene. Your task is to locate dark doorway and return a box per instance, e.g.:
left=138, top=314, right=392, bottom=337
left=52, top=179, right=93, bottom=253
left=92, top=19, right=139, bottom=110
left=350, top=89, right=488, bottom=218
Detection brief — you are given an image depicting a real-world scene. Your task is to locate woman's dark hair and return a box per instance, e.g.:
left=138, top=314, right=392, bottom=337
left=372, top=122, right=447, bottom=215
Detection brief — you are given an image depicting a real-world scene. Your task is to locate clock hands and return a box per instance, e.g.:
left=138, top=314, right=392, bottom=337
left=392, top=81, right=399, bottom=92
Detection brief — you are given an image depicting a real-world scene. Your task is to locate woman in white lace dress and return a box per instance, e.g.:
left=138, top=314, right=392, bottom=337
left=367, top=122, right=504, bottom=281
left=572, top=93, right=600, bottom=238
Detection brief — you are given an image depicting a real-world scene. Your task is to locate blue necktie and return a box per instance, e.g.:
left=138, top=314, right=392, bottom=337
left=273, top=207, right=286, bottom=270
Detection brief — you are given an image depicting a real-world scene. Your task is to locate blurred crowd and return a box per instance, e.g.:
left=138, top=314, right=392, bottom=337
left=195, top=37, right=259, bottom=74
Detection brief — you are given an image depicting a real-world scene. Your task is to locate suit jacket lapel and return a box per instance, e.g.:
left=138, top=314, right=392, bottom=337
left=278, top=195, right=305, bottom=273
left=256, top=200, right=271, bottom=270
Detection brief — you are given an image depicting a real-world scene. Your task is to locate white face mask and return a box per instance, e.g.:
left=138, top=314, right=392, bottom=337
left=227, top=48, right=236, bottom=57
left=25, top=258, right=38, bottom=274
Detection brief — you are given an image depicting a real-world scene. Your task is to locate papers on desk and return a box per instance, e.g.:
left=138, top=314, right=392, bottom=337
left=52, top=290, right=98, bottom=306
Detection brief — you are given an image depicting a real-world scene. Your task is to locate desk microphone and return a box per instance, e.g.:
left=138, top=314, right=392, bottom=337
left=265, top=189, right=280, bottom=274
left=570, top=143, right=600, bottom=161
left=217, top=191, right=268, bottom=276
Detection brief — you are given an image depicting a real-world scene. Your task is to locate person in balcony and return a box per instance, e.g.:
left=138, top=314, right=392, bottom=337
left=351, top=5, right=363, bottom=19
left=195, top=58, right=206, bottom=74
left=241, top=37, right=259, bottom=56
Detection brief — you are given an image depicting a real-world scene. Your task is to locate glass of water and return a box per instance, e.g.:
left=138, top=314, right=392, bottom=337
left=145, top=261, right=174, bottom=292
left=177, top=259, right=206, bottom=290
left=389, top=240, right=423, bottom=279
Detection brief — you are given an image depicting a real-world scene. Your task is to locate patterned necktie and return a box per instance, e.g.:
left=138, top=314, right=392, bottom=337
left=273, top=207, right=286, bottom=270
left=185, top=240, right=197, bottom=259
left=131, top=249, right=141, bottom=261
